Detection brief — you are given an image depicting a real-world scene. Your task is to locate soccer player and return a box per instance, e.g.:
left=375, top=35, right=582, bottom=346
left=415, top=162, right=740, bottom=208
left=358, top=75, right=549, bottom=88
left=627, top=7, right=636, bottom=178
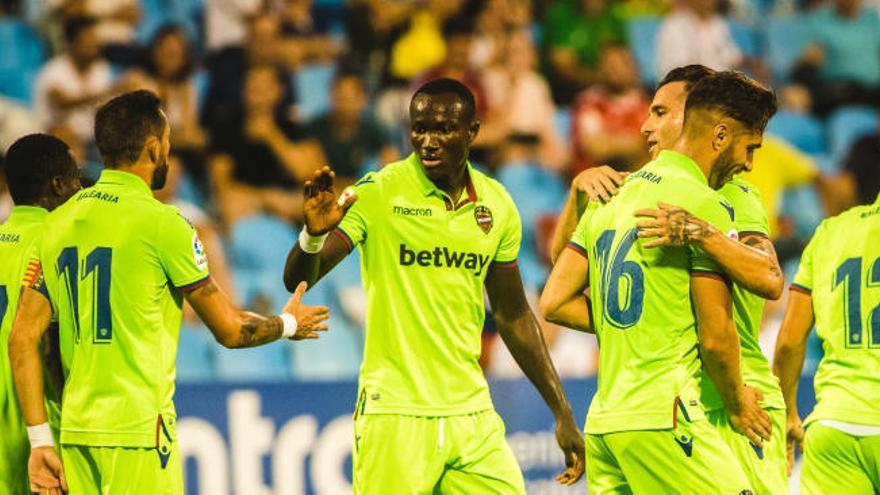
left=550, top=66, right=789, bottom=493
left=9, top=90, right=331, bottom=494
left=0, top=134, right=81, bottom=494
left=283, top=78, right=585, bottom=493
left=540, top=71, right=777, bottom=492
left=773, top=187, right=880, bottom=494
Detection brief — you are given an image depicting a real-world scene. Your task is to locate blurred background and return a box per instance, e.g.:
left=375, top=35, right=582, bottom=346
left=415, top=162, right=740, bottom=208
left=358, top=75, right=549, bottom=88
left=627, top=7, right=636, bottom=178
left=0, top=0, right=876, bottom=493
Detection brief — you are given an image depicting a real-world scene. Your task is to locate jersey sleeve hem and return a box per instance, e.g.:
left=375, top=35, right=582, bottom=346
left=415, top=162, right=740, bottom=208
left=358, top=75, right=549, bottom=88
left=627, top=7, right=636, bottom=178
left=566, top=242, right=589, bottom=260
left=176, top=275, right=212, bottom=293
left=492, top=259, right=518, bottom=268
left=790, top=283, right=812, bottom=294
left=738, top=230, right=770, bottom=239
left=332, top=227, right=355, bottom=252
left=690, top=269, right=730, bottom=284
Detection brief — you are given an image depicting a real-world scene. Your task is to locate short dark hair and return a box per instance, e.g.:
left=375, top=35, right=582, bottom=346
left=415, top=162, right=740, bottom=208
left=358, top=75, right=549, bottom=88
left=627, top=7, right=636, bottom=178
left=63, top=15, right=97, bottom=44
left=684, top=71, right=778, bottom=132
left=412, top=78, right=476, bottom=121
left=4, top=133, right=77, bottom=205
left=658, top=65, right=716, bottom=92
left=95, top=90, right=166, bottom=167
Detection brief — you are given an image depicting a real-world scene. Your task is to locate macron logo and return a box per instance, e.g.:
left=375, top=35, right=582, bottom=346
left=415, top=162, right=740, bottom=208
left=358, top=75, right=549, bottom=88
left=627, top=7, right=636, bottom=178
left=393, top=205, right=433, bottom=217
left=399, top=244, right=490, bottom=276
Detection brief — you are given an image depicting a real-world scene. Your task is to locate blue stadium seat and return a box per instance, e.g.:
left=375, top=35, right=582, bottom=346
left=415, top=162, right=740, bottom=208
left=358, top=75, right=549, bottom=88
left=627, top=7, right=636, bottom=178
left=0, top=19, right=46, bottom=104
left=229, top=215, right=298, bottom=313
left=214, top=344, right=293, bottom=382
left=627, top=17, right=661, bottom=85
left=290, top=251, right=364, bottom=380
left=135, top=0, right=200, bottom=46
left=229, top=214, right=297, bottom=273
left=294, top=63, right=337, bottom=122
left=827, top=105, right=878, bottom=160
left=766, top=111, right=826, bottom=155
left=553, top=108, right=571, bottom=143
left=765, top=16, right=811, bottom=83
left=727, top=19, right=758, bottom=58
left=177, top=322, right=216, bottom=382
left=497, top=162, right=566, bottom=290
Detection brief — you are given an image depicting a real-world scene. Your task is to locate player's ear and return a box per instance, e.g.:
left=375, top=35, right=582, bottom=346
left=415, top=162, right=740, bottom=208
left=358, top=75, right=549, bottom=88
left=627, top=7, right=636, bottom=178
left=147, top=136, right=159, bottom=164
left=711, top=123, right=729, bottom=151
left=468, top=120, right=480, bottom=144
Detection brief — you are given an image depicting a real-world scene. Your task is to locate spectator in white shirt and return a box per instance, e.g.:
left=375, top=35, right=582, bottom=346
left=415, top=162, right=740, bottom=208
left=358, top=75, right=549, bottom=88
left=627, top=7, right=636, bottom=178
left=655, top=0, right=742, bottom=81
left=204, top=0, right=263, bottom=53
left=33, top=15, right=117, bottom=144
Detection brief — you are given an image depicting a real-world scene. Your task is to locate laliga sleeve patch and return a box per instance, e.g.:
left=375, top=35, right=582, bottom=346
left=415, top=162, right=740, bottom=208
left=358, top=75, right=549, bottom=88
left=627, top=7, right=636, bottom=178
left=192, top=232, right=209, bottom=270
left=726, top=228, right=739, bottom=241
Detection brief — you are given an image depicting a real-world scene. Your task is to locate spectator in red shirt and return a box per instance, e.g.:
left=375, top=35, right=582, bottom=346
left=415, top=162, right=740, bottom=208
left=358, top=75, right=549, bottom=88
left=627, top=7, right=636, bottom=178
left=570, top=43, right=650, bottom=175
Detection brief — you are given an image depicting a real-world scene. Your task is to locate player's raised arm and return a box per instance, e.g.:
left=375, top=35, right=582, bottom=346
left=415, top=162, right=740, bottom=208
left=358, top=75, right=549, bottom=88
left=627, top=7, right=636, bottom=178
left=9, top=287, right=68, bottom=494
left=636, top=202, right=784, bottom=300
left=486, top=265, right=586, bottom=485
left=772, top=288, right=814, bottom=473
left=185, top=279, right=329, bottom=348
left=691, top=274, right=771, bottom=446
left=283, top=167, right=358, bottom=292
left=549, top=166, right=627, bottom=264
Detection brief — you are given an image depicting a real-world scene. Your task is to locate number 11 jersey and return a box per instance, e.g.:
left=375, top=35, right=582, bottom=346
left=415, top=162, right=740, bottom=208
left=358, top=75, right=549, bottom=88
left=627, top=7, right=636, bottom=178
left=569, top=150, right=735, bottom=435
left=33, top=169, right=211, bottom=447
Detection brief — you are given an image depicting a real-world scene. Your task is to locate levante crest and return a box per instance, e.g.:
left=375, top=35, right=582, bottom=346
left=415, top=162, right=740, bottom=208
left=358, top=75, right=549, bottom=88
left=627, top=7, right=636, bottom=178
left=474, top=205, right=493, bottom=234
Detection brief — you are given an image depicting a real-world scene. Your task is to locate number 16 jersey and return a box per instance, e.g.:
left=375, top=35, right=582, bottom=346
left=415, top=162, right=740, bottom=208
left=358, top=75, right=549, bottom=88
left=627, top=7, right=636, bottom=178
left=34, top=169, right=211, bottom=447
left=570, top=150, right=735, bottom=435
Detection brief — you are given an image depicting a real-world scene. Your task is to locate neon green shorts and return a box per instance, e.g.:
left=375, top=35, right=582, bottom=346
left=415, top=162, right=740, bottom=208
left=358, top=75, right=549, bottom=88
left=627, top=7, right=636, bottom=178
left=801, top=423, right=880, bottom=495
left=706, top=407, right=788, bottom=495
left=585, top=402, right=753, bottom=494
left=353, top=409, right=525, bottom=495
left=61, top=443, right=183, bottom=495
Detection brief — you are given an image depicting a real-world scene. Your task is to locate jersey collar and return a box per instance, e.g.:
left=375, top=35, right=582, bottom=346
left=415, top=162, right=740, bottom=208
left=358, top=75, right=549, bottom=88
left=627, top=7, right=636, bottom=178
left=97, top=169, right=153, bottom=197
left=657, top=150, right=708, bottom=185
left=408, top=153, right=480, bottom=211
left=875, top=192, right=880, bottom=205
left=8, top=205, right=48, bottom=223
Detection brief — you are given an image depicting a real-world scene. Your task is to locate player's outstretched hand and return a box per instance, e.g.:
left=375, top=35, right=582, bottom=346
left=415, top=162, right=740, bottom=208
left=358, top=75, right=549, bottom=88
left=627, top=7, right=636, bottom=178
left=554, top=417, right=586, bottom=485
left=785, top=413, right=804, bottom=475
left=634, top=201, right=714, bottom=248
left=29, top=446, right=67, bottom=495
left=303, top=166, right=358, bottom=235
left=728, top=385, right=772, bottom=448
left=283, top=282, right=330, bottom=340
left=573, top=165, right=628, bottom=203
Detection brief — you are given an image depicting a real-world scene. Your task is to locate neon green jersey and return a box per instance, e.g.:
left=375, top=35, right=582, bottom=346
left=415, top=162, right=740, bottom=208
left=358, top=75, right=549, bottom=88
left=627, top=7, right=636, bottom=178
left=793, top=193, right=880, bottom=427
left=0, top=206, right=62, bottom=492
left=701, top=177, right=785, bottom=411
left=35, top=169, right=210, bottom=447
left=337, top=154, right=521, bottom=416
left=570, top=150, right=735, bottom=434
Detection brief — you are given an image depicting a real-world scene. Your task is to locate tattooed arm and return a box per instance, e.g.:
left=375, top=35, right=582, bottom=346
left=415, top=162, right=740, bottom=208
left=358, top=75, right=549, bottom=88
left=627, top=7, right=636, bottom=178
left=185, top=279, right=330, bottom=348
left=635, top=202, right=784, bottom=300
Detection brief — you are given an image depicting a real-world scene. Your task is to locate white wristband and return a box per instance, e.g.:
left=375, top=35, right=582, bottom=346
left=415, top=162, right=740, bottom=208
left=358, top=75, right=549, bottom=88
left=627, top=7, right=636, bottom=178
left=299, top=229, right=329, bottom=254
left=280, top=312, right=298, bottom=338
left=27, top=422, right=53, bottom=449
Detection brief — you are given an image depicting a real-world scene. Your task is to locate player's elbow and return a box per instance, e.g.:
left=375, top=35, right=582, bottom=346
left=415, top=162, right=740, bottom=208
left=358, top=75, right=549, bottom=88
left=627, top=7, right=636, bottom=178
left=538, top=292, right=563, bottom=324
left=765, top=276, right=784, bottom=301
left=752, top=275, right=784, bottom=301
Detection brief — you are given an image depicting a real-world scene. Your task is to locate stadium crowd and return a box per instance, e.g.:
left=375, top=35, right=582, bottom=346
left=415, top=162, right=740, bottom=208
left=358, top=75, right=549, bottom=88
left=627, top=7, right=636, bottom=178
left=0, top=0, right=878, bottom=381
